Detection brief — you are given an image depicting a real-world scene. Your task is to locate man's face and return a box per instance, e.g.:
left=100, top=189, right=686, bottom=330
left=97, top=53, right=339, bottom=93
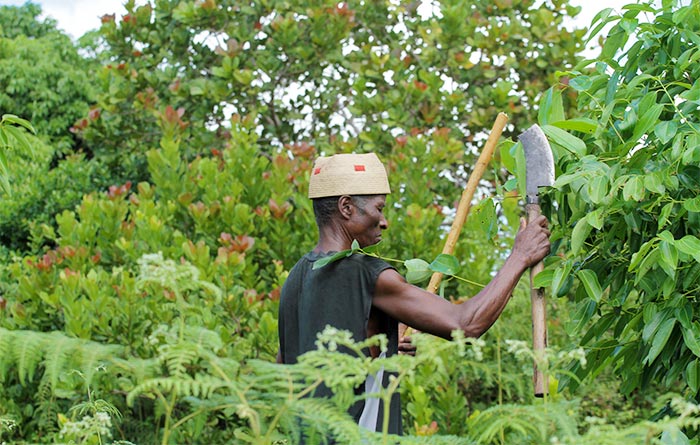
left=348, top=195, right=388, bottom=248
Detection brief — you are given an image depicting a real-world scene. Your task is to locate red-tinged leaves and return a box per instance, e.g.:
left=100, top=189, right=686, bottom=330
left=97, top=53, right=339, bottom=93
left=269, top=198, right=291, bottom=219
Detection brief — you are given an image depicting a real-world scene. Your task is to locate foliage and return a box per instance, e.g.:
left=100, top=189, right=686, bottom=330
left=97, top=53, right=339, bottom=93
left=5, top=0, right=700, bottom=443
left=531, top=0, right=700, bottom=399
left=71, top=0, right=584, bottom=196
left=0, top=114, right=36, bottom=196
left=0, top=3, right=96, bottom=152
left=0, top=2, right=57, bottom=39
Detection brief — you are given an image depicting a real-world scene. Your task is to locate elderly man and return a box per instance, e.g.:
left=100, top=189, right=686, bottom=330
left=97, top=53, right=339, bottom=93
left=277, top=153, right=550, bottom=436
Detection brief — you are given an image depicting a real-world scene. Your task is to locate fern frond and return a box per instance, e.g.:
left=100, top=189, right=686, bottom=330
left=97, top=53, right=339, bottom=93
left=280, top=397, right=364, bottom=445
left=0, top=328, right=14, bottom=380
left=43, top=332, right=77, bottom=390
left=12, top=329, right=45, bottom=385
left=162, top=343, right=200, bottom=378
left=467, top=401, right=579, bottom=444
left=126, top=376, right=231, bottom=407
left=182, top=325, right=224, bottom=352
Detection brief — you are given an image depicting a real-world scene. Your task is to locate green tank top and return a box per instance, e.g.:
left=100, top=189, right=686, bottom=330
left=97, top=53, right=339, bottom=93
left=278, top=251, right=402, bottom=436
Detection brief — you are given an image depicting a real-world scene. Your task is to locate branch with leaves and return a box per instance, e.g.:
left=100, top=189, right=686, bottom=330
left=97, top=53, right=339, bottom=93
left=0, top=114, right=37, bottom=195
left=313, top=240, right=485, bottom=295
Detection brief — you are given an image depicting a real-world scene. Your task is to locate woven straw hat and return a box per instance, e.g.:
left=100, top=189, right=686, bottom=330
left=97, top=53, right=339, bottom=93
left=308, top=153, right=391, bottom=198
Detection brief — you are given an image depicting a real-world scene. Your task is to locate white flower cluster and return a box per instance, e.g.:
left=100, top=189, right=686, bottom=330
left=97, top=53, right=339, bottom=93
left=315, top=326, right=354, bottom=352
left=59, top=411, right=113, bottom=440
left=504, top=339, right=531, bottom=360
left=467, top=337, right=486, bottom=362
left=557, top=347, right=587, bottom=367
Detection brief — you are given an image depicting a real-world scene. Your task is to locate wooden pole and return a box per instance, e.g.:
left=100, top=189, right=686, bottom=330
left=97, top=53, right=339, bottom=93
left=426, top=112, right=509, bottom=294
left=401, top=112, right=508, bottom=338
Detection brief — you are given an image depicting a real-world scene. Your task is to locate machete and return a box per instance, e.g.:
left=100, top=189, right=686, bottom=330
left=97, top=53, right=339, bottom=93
left=518, top=124, right=555, bottom=397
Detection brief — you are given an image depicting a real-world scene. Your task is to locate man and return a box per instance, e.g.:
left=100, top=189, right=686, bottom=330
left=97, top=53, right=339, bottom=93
left=277, top=152, right=551, bottom=436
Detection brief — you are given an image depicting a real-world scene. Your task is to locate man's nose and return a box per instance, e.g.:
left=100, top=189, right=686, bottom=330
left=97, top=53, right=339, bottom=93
left=380, top=215, right=388, bottom=230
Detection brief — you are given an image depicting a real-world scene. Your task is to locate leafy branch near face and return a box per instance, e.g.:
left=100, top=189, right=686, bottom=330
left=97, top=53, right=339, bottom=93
left=312, top=240, right=485, bottom=294
left=0, top=114, right=37, bottom=195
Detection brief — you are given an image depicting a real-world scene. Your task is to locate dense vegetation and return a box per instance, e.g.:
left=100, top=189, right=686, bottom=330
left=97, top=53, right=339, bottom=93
left=1, top=0, right=699, bottom=443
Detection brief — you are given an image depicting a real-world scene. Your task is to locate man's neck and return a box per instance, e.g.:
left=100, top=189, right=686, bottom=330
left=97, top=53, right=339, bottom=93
left=313, top=224, right=352, bottom=254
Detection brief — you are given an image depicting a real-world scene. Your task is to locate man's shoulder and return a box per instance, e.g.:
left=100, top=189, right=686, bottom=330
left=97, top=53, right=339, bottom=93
left=346, top=253, right=394, bottom=273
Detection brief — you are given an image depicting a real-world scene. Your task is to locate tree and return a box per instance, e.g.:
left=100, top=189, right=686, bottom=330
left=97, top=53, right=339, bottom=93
left=0, top=3, right=96, bottom=153
left=75, top=0, right=584, bottom=190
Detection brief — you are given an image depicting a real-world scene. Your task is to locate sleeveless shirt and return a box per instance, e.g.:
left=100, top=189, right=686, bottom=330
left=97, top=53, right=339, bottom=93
left=278, top=251, right=403, bottom=436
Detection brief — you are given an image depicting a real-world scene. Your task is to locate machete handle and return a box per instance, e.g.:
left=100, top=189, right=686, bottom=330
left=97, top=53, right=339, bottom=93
left=526, top=202, right=548, bottom=397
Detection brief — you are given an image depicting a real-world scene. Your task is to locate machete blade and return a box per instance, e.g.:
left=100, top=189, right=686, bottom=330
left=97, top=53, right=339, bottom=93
left=518, top=124, right=555, bottom=200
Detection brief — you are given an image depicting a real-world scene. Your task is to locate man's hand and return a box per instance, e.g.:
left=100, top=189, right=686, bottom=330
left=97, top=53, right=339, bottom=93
left=398, top=334, right=416, bottom=356
left=511, top=215, right=551, bottom=268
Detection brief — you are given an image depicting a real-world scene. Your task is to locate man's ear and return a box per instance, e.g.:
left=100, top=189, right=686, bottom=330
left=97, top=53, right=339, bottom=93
left=337, top=195, right=353, bottom=219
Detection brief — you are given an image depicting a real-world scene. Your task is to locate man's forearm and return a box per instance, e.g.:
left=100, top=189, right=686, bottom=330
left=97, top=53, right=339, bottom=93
left=457, top=253, right=528, bottom=337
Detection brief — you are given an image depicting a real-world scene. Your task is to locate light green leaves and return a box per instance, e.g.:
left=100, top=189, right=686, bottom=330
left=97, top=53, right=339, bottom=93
left=676, top=235, right=700, bottom=263
left=577, top=269, right=603, bottom=303
left=404, top=259, right=432, bottom=284
left=0, top=114, right=38, bottom=196
left=655, top=121, right=678, bottom=144
left=542, top=124, right=587, bottom=157
left=404, top=254, right=461, bottom=285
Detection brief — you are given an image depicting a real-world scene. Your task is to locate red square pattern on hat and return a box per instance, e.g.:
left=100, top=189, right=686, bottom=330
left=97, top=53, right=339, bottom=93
left=354, top=165, right=365, bottom=172
left=314, top=168, right=321, bottom=175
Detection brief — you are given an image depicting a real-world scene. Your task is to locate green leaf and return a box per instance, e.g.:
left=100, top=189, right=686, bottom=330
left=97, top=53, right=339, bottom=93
left=351, top=239, right=360, bottom=251
left=312, top=250, right=352, bottom=270
left=635, top=248, right=660, bottom=284
left=682, top=327, right=700, bottom=357
left=686, top=360, right=700, bottom=394
left=532, top=268, right=553, bottom=288
left=644, top=172, right=666, bottom=195
left=569, top=76, right=592, bottom=92
left=676, top=236, right=700, bottom=263
left=622, top=176, right=645, bottom=201
left=512, top=140, right=527, bottom=199
left=2, top=114, right=36, bottom=134
left=472, top=198, right=497, bottom=240
left=542, top=125, right=587, bottom=156
left=586, top=209, right=605, bottom=230
left=537, top=87, right=565, bottom=125
left=430, top=254, right=460, bottom=276
left=602, top=24, right=629, bottom=60
left=633, top=104, right=664, bottom=141
left=578, top=269, right=603, bottom=303
left=645, top=318, right=676, bottom=364
left=659, top=240, right=678, bottom=278
left=684, top=196, right=700, bottom=212
left=587, top=176, right=609, bottom=204
left=552, top=262, right=572, bottom=297
left=571, top=217, right=592, bottom=255
left=551, top=118, right=598, bottom=134
left=629, top=239, right=656, bottom=272
left=499, top=140, right=516, bottom=174
left=661, top=426, right=691, bottom=445
left=586, top=8, right=616, bottom=44
left=655, top=121, right=678, bottom=144
left=404, top=258, right=432, bottom=284
left=659, top=202, right=674, bottom=230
